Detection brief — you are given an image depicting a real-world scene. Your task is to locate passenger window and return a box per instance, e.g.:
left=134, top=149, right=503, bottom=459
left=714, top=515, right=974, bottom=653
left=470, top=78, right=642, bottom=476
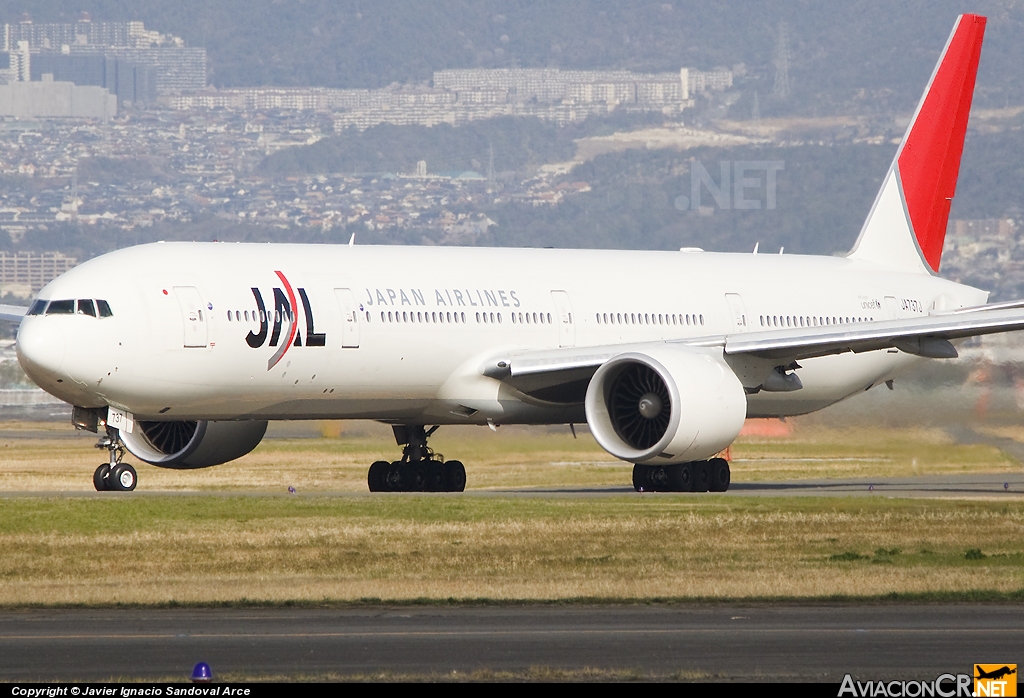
left=97, top=300, right=113, bottom=317
left=77, top=299, right=96, bottom=316
left=46, top=299, right=75, bottom=315
left=27, top=299, right=47, bottom=315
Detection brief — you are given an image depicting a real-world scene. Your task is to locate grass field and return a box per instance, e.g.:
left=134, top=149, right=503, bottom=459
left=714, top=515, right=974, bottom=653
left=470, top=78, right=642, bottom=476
left=0, top=420, right=1017, bottom=492
left=0, top=420, right=1021, bottom=605
left=0, top=496, right=1022, bottom=604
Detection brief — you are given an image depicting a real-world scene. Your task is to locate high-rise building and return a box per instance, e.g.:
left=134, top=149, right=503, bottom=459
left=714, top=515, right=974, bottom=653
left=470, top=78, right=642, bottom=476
left=0, top=16, right=205, bottom=95
left=65, top=46, right=205, bottom=93
left=0, top=251, right=77, bottom=295
left=30, top=53, right=157, bottom=104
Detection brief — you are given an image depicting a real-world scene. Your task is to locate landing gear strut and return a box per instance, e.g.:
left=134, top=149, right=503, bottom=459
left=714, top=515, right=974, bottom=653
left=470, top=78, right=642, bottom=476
left=633, top=457, right=730, bottom=493
left=367, top=425, right=466, bottom=493
left=93, top=427, right=137, bottom=492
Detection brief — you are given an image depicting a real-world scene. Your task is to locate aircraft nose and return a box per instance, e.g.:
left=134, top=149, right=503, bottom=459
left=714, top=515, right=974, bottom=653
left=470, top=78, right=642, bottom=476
left=16, top=319, right=65, bottom=379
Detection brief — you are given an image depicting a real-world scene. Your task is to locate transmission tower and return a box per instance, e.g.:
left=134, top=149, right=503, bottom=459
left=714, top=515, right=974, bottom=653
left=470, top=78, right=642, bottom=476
left=752, top=90, right=761, bottom=124
left=487, top=142, right=495, bottom=189
left=773, top=22, right=790, bottom=99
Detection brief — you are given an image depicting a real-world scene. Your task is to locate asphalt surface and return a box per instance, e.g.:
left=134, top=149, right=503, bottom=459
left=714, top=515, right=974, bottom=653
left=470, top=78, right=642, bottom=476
left=3, top=471, right=1022, bottom=499
left=1, top=605, right=1019, bottom=681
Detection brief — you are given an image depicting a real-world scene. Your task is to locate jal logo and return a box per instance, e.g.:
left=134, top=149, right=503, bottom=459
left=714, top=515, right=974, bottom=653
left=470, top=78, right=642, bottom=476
left=975, top=665, right=1017, bottom=697
left=246, top=271, right=326, bottom=370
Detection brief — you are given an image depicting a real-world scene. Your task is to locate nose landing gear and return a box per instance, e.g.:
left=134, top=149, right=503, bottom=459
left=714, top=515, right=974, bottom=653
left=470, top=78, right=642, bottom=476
left=367, top=425, right=467, bottom=493
left=93, top=427, right=137, bottom=492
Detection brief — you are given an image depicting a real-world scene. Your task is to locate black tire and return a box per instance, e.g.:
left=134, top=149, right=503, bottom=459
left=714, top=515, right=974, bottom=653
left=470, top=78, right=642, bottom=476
left=692, top=461, right=711, bottom=492
left=406, top=462, right=427, bottom=492
left=367, top=460, right=389, bottom=492
left=424, top=460, right=446, bottom=492
left=382, top=461, right=402, bottom=492
left=444, top=460, right=466, bottom=492
left=632, top=464, right=649, bottom=492
left=709, top=458, right=731, bottom=492
left=648, top=465, right=670, bottom=492
left=109, top=463, right=137, bottom=492
left=668, top=463, right=694, bottom=492
left=93, top=464, right=111, bottom=491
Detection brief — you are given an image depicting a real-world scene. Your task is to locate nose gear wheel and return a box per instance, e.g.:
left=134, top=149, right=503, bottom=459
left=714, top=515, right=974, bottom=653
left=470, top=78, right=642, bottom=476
left=93, top=425, right=137, bottom=492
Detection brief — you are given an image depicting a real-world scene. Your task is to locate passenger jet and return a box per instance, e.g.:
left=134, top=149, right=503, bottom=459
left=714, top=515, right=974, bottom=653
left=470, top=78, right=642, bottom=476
left=5, top=14, right=1020, bottom=493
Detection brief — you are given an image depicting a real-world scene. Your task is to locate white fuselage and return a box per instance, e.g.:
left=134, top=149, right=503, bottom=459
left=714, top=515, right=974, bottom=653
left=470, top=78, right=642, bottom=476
left=16, top=242, right=988, bottom=424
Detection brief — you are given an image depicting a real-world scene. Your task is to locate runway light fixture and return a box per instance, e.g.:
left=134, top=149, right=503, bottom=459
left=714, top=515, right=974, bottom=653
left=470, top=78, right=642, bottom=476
left=191, top=662, right=213, bottom=683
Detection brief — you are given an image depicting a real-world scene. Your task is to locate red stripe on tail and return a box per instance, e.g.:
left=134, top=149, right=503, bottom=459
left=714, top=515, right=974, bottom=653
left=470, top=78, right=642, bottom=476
left=897, top=14, right=986, bottom=272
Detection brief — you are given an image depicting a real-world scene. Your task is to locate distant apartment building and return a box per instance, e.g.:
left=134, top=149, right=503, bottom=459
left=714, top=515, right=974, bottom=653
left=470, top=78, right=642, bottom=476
left=0, top=15, right=173, bottom=50
left=433, top=68, right=691, bottom=105
left=947, top=218, right=1018, bottom=240
left=31, top=53, right=156, bottom=105
left=0, top=75, right=117, bottom=118
left=65, top=46, right=205, bottom=93
left=0, top=251, right=77, bottom=296
left=168, top=66, right=727, bottom=131
left=0, top=15, right=205, bottom=95
left=688, top=67, right=733, bottom=93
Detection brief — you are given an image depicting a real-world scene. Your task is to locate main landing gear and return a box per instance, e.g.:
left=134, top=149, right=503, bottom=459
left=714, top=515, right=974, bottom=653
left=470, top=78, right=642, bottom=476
left=367, top=425, right=466, bottom=493
left=93, top=427, right=137, bottom=492
left=632, top=458, right=730, bottom=493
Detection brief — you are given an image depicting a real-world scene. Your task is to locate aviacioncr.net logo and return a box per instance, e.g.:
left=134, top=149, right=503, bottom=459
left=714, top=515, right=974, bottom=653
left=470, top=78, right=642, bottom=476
left=839, top=673, right=973, bottom=697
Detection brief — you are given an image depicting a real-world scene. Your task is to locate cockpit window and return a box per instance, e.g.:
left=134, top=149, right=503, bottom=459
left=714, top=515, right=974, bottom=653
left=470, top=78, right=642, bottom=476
left=77, top=299, right=96, bottom=317
left=27, top=299, right=47, bottom=316
left=97, top=300, right=113, bottom=317
left=45, top=299, right=75, bottom=315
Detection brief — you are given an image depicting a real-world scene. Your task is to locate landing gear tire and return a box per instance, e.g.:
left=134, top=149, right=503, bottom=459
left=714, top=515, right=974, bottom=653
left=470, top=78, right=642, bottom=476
left=692, top=461, right=711, bottom=492
left=367, top=460, right=389, bottom=492
left=384, top=461, right=403, bottom=492
left=94, top=426, right=133, bottom=491
left=406, top=462, right=427, bottom=491
left=709, top=458, right=731, bottom=492
left=668, top=463, right=694, bottom=492
left=424, top=461, right=446, bottom=492
left=367, top=425, right=469, bottom=493
left=648, top=465, right=670, bottom=492
left=93, top=464, right=111, bottom=491
left=443, top=460, right=466, bottom=492
left=109, top=463, right=137, bottom=492
left=632, top=464, right=650, bottom=491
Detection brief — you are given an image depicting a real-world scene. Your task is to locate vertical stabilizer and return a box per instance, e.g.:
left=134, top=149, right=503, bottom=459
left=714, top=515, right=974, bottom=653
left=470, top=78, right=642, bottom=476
left=848, top=14, right=986, bottom=274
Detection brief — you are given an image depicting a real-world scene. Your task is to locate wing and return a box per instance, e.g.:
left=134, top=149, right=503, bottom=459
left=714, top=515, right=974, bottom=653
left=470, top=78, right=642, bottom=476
left=0, top=304, right=27, bottom=324
left=484, top=302, right=1024, bottom=402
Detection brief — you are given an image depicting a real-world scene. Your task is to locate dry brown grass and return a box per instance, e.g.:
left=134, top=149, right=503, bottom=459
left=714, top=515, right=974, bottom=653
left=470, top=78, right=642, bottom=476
left=0, top=421, right=1021, bottom=605
left=1, top=496, right=1022, bottom=604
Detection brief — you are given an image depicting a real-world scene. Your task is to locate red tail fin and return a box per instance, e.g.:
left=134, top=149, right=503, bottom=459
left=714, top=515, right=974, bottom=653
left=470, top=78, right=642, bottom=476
left=849, top=15, right=985, bottom=274
left=899, top=14, right=986, bottom=271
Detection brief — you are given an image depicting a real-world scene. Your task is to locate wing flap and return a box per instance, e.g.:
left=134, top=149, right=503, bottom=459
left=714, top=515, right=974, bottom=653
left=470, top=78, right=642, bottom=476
left=724, top=306, right=1024, bottom=360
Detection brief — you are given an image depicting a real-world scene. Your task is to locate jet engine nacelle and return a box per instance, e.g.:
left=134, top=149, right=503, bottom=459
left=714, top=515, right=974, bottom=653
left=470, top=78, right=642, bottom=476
left=585, top=348, right=747, bottom=465
left=120, top=420, right=268, bottom=469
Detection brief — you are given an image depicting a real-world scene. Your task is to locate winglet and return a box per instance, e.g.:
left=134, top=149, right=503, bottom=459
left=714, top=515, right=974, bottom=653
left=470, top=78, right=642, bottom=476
left=849, top=14, right=986, bottom=274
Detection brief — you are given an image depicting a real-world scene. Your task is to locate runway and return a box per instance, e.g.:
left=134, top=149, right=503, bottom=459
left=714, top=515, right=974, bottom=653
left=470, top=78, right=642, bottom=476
left=1, top=604, right=1019, bottom=681
left=2, top=472, right=1021, bottom=500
